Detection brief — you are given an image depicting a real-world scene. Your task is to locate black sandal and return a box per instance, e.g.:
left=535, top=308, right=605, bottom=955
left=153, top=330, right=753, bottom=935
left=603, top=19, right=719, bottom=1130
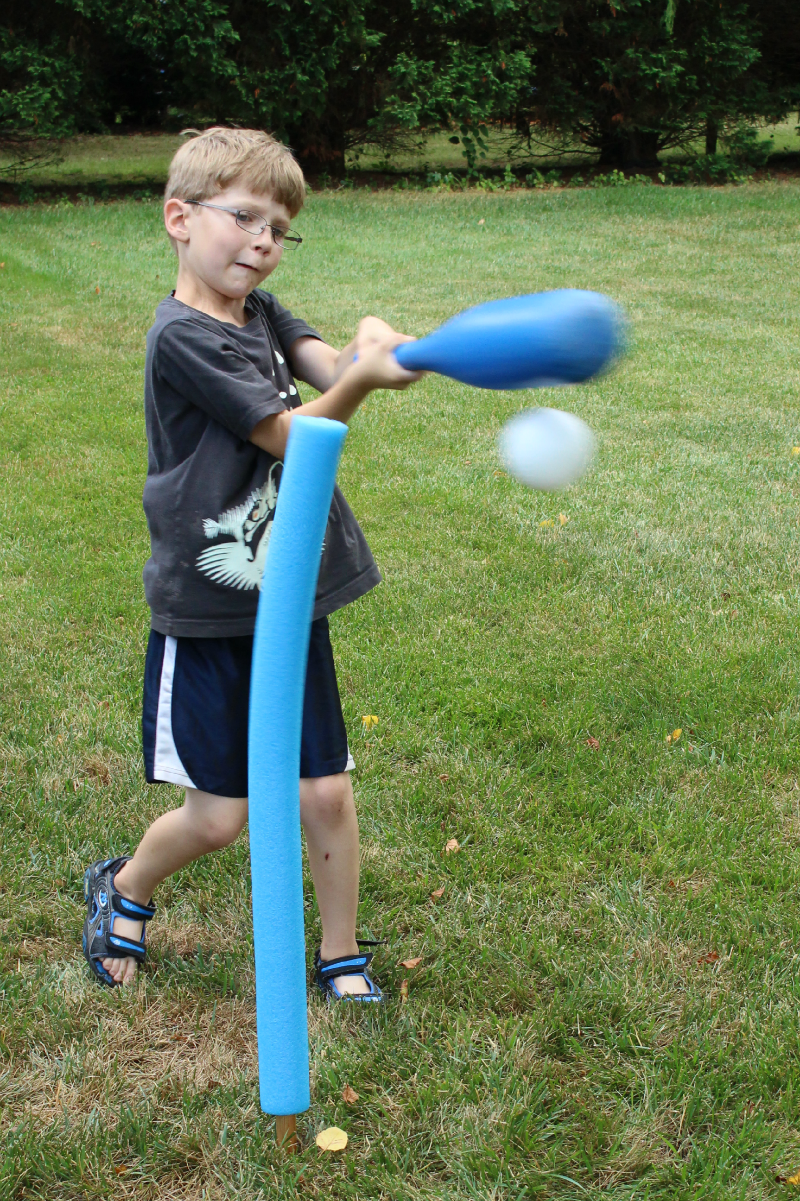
left=314, top=939, right=384, bottom=1003
left=82, top=856, right=155, bottom=987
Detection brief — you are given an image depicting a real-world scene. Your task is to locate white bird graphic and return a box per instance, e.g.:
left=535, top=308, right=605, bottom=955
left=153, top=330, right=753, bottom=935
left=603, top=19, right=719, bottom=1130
left=196, top=464, right=281, bottom=591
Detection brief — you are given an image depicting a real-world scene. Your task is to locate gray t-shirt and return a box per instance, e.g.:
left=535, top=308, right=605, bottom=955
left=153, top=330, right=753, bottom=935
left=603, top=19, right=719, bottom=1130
left=142, top=291, right=381, bottom=637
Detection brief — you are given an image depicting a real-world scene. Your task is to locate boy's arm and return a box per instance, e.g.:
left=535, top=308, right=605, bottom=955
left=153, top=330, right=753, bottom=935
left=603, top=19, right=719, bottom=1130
left=288, top=317, right=407, bottom=393
left=250, top=330, right=419, bottom=459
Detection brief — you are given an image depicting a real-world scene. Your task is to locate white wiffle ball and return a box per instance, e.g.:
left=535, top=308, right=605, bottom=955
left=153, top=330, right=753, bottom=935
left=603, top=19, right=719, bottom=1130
left=498, top=406, right=597, bottom=492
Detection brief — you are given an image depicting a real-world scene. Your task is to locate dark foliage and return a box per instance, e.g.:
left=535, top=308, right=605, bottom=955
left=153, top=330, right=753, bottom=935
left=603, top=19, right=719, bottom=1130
left=1, top=0, right=798, bottom=179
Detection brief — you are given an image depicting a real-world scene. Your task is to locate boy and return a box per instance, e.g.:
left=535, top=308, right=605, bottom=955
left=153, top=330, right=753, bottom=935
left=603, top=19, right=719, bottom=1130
left=82, top=127, right=419, bottom=1000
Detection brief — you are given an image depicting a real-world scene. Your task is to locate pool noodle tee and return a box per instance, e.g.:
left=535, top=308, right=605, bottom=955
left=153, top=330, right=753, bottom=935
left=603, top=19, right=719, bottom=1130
left=142, top=291, right=381, bottom=637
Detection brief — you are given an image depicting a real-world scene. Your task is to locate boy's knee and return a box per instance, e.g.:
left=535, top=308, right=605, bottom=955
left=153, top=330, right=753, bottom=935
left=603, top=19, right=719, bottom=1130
left=185, top=793, right=247, bottom=851
left=300, top=773, right=352, bottom=825
left=202, top=812, right=245, bottom=850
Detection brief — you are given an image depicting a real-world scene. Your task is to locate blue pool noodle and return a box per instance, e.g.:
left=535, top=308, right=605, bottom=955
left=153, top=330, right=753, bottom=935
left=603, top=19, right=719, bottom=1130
left=394, top=289, right=624, bottom=389
left=248, top=414, right=348, bottom=1117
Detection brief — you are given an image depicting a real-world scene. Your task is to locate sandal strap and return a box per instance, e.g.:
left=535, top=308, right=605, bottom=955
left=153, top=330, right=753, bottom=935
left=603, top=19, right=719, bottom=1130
left=317, top=950, right=374, bottom=982
left=111, top=892, right=156, bottom=920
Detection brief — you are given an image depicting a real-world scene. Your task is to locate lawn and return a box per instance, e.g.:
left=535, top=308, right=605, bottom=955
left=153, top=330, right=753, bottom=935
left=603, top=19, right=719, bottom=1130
left=1, top=180, right=800, bottom=1200
left=2, top=116, right=798, bottom=193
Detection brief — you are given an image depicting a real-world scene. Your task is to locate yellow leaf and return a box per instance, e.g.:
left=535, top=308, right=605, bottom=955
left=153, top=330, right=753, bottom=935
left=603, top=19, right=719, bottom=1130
left=400, top=979, right=409, bottom=1001
left=361, top=715, right=379, bottom=730
left=792, top=447, right=800, bottom=456
left=477, top=218, right=485, bottom=225
left=559, top=513, right=569, bottom=525
left=316, top=1126, right=348, bottom=1152
left=341, top=1085, right=359, bottom=1104
left=400, top=956, right=423, bottom=969
left=430, top=885, right=445, bottom=899
left=787, top=1170, right=800, bottom=1185
left=672, top=728, right=682, bottom=742
left=540, top=519, right=553, bottom=528
left=445, top=838, right=460, bottom=854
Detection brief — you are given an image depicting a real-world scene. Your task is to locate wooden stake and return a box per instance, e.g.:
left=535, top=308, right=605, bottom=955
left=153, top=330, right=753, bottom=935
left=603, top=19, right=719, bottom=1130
left=276, top=1114, right=299, bottom=1152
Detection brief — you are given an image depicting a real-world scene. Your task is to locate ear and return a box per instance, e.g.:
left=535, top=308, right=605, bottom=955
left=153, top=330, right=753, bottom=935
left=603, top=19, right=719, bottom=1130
left=164, top=198, right=191, bottom=243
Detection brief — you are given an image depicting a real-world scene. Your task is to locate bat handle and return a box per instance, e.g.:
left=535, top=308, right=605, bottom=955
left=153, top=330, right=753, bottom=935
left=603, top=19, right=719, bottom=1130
left=392, top=341, right=421, bottom=370
left=276, top=1114, right=299, bottom=1152
left=351, top=343, right=422, bottom=369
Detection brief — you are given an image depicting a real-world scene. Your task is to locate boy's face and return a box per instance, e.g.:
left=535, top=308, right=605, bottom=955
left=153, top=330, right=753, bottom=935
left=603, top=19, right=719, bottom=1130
left=167, top=187, right=293, bottom=300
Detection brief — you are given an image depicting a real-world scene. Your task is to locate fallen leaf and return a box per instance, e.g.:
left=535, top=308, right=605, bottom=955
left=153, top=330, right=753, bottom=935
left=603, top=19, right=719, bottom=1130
left=0, top=262, right=5, bottom=268
left=445, top=838, right=460, bottom=854
left=438, top=773, right=449, bottom=781
left=792, top=448, right=800, bottom=456
left=477, top=218, right=485, bottom=225
left=361, top=714, right=379, bottom=729
left=430, top=885, right=445, bottom=899
left=400, top=979, right=409, bottom=1001
left=341, top=1085, right=359, bottom=1104
left=316, top=1126, right=348, bottom=1152
left=586, top=736, right=600, bottom=750
left=206, top=1079, right=221, bottom=1090
left=671, top=728, right=682, bottom=742
left=697, top=951, right=719, bottom=964
left=95, top=286, right=100, bottom=294
left=400, top=957, right=423, bottom=969
left=559, top=512, right=569, bottom=525
left=787, top=1170, right=800, bottom=1185
left=540, top=518, right=554, bottom=528
left=668, top=880, right=676, bottom=888
left=114, top=1165, right=129, bottom=1175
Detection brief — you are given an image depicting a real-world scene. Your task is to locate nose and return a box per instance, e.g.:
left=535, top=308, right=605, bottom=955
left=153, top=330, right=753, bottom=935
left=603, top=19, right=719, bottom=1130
left=252, top=226, right=278, bottom=253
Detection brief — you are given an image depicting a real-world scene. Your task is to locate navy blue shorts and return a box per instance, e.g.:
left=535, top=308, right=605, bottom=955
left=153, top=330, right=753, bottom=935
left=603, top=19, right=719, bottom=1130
left=142, top=616, right=353, bottom=797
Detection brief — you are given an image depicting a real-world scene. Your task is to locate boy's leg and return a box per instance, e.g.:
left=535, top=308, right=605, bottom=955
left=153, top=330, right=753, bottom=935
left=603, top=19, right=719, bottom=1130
left=102, top=788, right=247, bottom=985
left=300, top=771, right=371, bottom=997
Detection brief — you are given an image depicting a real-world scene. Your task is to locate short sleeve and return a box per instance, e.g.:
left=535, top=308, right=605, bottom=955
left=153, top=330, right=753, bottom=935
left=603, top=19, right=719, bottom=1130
left=253, top=291, right=323, bottom=357
left=154, top=320, right=287, bottom=441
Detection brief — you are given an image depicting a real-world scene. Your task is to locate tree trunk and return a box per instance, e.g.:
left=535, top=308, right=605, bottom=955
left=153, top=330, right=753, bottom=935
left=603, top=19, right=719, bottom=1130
left=292, top=119, right=347, bottom=179
left=705, top=117, right=718, bottom=156
left=597, top=126, right=660, bottom=170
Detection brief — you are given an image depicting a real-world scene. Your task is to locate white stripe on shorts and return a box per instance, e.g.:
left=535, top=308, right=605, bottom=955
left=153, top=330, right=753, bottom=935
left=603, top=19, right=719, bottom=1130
left=153, top=635, right=198, bottom=790
left=345, top=747, right=355, bottom=772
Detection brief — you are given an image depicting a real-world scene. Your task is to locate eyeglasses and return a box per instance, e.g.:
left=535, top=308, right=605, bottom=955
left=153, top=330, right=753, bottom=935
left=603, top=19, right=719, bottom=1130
left=185, top=200, right=302, bottom=249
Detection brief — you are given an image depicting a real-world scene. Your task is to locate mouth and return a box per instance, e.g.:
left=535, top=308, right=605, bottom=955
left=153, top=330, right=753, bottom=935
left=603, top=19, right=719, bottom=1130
left=235, top=261, right=261, bottom=272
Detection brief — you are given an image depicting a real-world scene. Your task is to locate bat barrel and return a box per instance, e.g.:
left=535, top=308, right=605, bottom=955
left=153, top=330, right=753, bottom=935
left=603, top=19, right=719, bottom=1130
left=248, top=414, right=348, bottom=1118
left=393, top=289, right=625, bottom=389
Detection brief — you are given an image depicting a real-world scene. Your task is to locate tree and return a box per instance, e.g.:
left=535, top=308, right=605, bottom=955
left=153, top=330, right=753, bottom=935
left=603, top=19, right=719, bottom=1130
left=508, top=0, right=797, bottom=169
left=0, top=0, right=239, bottom=175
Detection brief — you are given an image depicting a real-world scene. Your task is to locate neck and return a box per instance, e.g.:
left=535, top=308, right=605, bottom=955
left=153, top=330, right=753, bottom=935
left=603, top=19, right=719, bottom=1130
left=173, top=267, right=249, bottom=326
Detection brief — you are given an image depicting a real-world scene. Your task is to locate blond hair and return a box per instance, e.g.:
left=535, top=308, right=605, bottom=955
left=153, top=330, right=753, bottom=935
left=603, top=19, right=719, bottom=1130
left=165, top=127, right=306, bottom=217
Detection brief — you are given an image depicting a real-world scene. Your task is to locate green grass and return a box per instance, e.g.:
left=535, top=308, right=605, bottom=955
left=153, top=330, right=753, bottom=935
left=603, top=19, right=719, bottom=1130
left=2, top=180, right=800, bottom=1199
left=4, top=116, right=798, bottom=192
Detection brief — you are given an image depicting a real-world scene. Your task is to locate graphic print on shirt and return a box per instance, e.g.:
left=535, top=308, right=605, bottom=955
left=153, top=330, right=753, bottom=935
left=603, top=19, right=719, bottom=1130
left=196, top=462, right=281, bottom=590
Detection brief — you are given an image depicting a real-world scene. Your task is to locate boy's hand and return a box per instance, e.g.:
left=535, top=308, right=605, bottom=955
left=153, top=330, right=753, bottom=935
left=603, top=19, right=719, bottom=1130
left=347, top=327, right=422, bottom=392
left=332, top=316, right=420, bottom=387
